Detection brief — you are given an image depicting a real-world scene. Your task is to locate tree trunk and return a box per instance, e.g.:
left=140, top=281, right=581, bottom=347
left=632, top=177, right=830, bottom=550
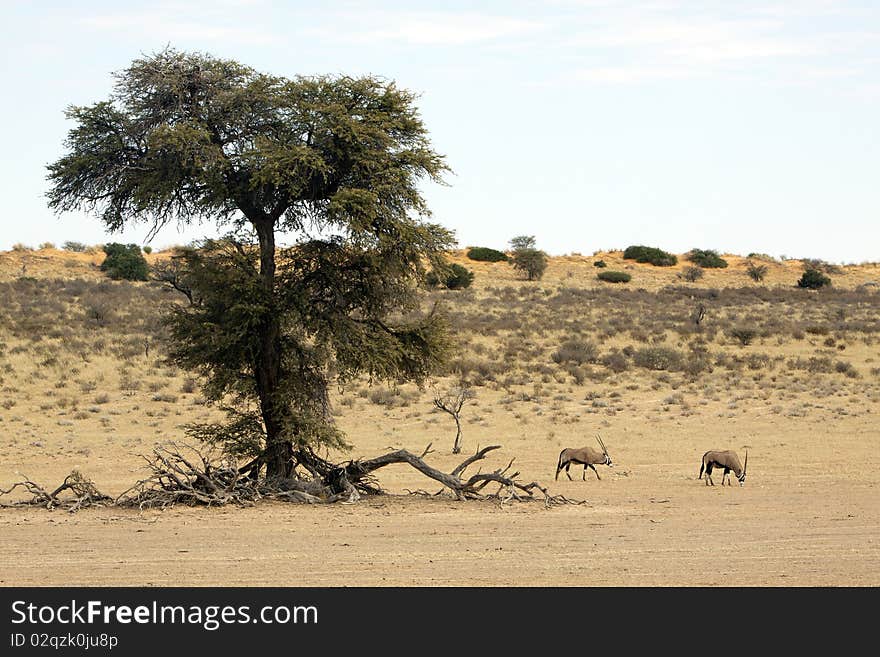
left=452, top=417, right=462, bottom=454
left=252, top=217, right=290, bottom=479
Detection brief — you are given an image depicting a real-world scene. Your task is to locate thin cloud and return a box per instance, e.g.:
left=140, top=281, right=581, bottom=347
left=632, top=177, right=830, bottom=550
left=545, top=4, right=878, bottom=86
left=567, top=17, right=820, bottom=60
left=79, top=12, right=279, bottom=45
left=569, top=65, right=697, bottom=83
left=305, top=11, right=549, bottom=46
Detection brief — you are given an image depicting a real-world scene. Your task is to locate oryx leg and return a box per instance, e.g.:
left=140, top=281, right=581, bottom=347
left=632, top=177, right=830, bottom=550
left=723, top=467, right=731, bottom=485
left=588, top=464, right=601, bottom=480
left=705, top=464, right=714, bottom=485
left=565, top=463, right=573, bottom=481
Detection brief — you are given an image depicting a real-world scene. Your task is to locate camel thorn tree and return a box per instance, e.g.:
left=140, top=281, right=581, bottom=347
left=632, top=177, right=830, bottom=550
left=47, top=47, right=454, bottom=484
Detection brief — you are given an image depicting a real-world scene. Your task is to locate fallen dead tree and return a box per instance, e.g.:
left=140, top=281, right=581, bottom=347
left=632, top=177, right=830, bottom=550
left=0, top=471, right=113, bottom=512
left=0, top=442, right=582, bottom=511
left=340, top=444, right=580, bottom=505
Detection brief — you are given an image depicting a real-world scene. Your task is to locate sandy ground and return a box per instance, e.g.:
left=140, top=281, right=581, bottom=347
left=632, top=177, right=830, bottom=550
left=1, top=247, right=878, bottom=587
left=2, top=405, right=877, bottom=586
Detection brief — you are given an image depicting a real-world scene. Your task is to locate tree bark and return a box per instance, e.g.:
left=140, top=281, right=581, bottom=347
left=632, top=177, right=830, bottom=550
left=252, top=217, right=291, bottom=479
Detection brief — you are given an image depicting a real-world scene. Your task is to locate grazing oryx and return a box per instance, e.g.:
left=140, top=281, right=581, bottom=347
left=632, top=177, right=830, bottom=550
left=699, top=450, right=748, bottom=486
left=555, top=435, right=613, bottom=481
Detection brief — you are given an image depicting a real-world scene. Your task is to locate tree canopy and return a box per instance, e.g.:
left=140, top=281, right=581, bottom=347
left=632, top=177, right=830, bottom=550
left=47, top=48, right=454, bottom=480
left=509, top=235, right=548, bottom=281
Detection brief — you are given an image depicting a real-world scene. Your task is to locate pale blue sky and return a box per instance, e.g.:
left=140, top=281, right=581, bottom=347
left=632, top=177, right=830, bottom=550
left=1, top=0, right=878, bottom=263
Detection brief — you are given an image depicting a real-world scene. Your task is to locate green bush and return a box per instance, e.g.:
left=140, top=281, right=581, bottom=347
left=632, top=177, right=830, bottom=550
left=593, top=260, right=607, bottom=268
left=466, top=246, right=508, bottom=262
left=142, top=245, right=153, bottom=254
left=797, top=268, right=831, bottom=289
left=100, top=243, right=149, bottom=281
left=62, top=241, right=88, bottom=252
left=687, top=249, right=728, bottom=268
left=445, top=263, right=474, bottom=289
left=510, top=245, right=548, bottom=281
left=681, top=266, right=704, bottom=282
left=597, top=270, right=631, bottom=283
left=623, top=245, right=677, bottom=266
left=426, top=263, right=474, bottom=290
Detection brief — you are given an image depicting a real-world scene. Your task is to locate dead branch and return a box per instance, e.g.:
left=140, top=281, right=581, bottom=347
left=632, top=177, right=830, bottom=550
left=1, top=441, right=578, bottom=510
left=450, top=445, right=502, bottom=477
left=0, top=471, right=112, bottom=512
left=343, top=443, right=580, bottom=505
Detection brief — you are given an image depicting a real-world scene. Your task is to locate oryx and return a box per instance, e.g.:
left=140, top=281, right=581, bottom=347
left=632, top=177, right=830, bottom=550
left=699, top=450, right=748, bottom=486
left=555, top=435, right=613, bottom=481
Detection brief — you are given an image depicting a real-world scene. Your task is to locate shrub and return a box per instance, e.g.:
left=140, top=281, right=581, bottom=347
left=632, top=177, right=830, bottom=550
left=551, top=340, right=598, bottom=365
left=681, top=266, right=704, bottom=282
left=597, top=270, right=631, bottom=283
left=745, top=261, right=768, bottom=282
left=802, top=258, right=843, bottom=274
left=426, top=263, right=474, bottom=290
left=425, top=264, right=474, bottom=290
left=834, top=361, right=859, bottom=378
left=633, top=346, right=683, bottom=371
left=11, top=243, right=32, bottom=252
left=84, top=302, right=114, bottom=328
left=62, top=241, right=88, bottom=252
left=100, top=243, right=149, bottom=281
left=729, top=327, right=758, bottom=346
left=142, top=245, right=153, bottom=254
left=797, top=268, right=831, bottom=289
left=787, top=356, right=834, bottom=373
left=623, top=245, right=677, bottom=266
left=39, top=242, right=56, bottom=250
left=593, top=260, right=607, bottom=268
left=601, top=351, right=629, bottom=373
left=445, top=263, right=474, bottom=289
left=466, top=246, right=508, bottom=262
left=687, top=249, right=728, bottom=268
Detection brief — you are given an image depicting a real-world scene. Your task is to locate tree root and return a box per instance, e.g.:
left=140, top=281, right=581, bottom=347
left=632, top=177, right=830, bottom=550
left=115, top=443, right=357, bottom=509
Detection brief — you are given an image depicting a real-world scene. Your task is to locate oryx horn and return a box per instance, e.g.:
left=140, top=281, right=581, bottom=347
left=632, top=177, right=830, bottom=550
left=596, top=434, right=608, bottom=456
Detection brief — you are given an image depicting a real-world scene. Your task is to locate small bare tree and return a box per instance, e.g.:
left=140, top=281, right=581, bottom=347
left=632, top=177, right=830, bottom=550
left=150, top=253, right=199, bottom=306
left=433, top=385, right=476, bottom=453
